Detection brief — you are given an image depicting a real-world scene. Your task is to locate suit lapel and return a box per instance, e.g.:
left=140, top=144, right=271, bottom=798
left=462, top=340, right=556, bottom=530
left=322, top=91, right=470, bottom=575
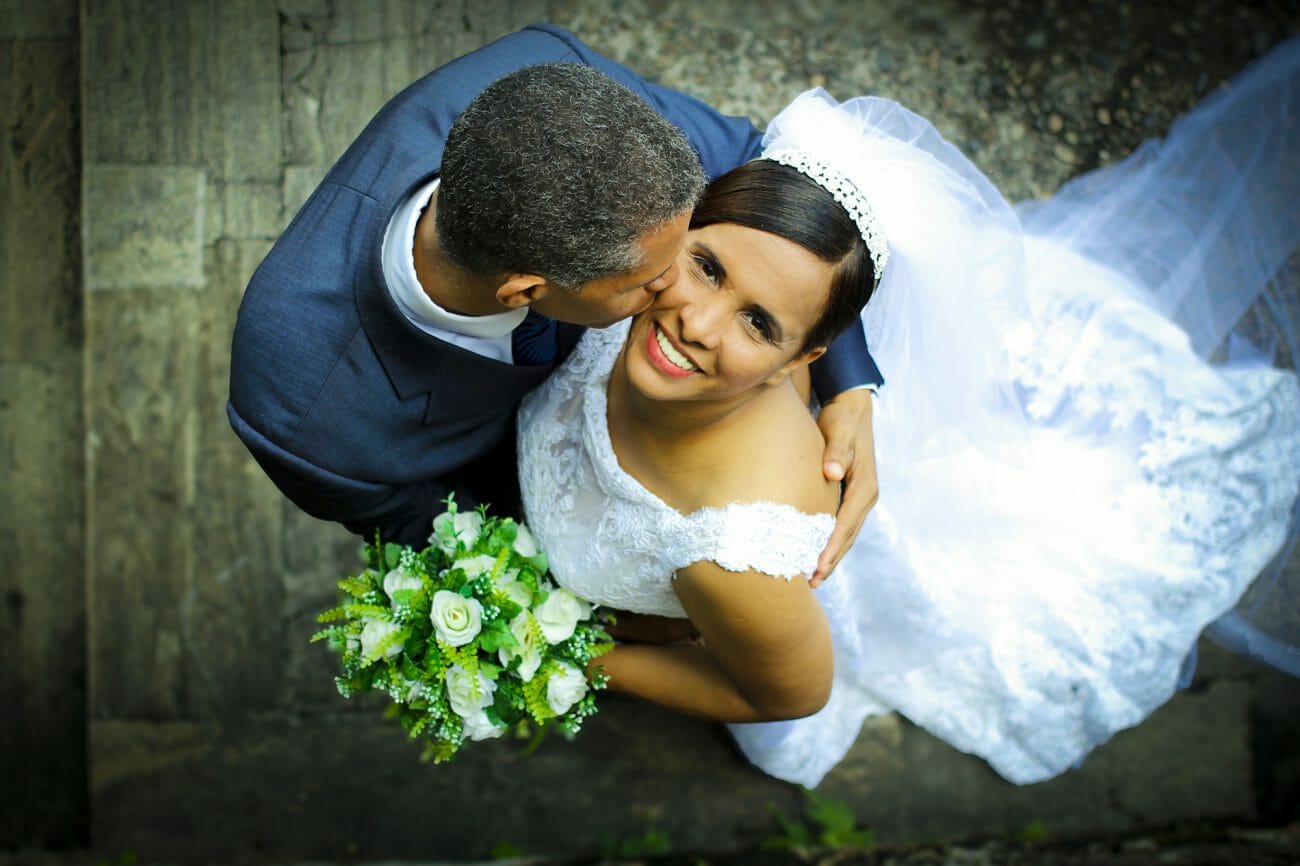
left=354, top=238, right=557, bottom=426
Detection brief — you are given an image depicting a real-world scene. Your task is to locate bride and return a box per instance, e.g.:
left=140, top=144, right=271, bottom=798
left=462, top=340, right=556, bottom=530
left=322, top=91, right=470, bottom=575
left=517, top=38, right=1300, bottom=787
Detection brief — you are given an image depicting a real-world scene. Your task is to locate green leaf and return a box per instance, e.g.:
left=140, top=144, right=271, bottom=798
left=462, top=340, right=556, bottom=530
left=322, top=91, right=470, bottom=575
left=807, top=794, right=856, bottom=838
left=404, top=635, right=428, bottom=660
left=390, top=588, right=423, bottom=608
left=384, top=543, right=404, bottom=571
left=488, top=841, right=522, bottom=860
left=478, top=621, right=519, bottom=653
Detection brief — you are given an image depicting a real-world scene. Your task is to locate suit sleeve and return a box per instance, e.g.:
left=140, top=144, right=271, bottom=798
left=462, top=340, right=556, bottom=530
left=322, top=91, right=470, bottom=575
left=228, top=402, right=447, bottom=547
left=810, top=322, right=884, bottom=399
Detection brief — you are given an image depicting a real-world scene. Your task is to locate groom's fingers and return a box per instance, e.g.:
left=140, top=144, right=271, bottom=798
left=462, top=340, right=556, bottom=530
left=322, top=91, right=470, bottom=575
left=814, top=390, right=879, bottom=586
left=814, top=455, right=877, bottom=586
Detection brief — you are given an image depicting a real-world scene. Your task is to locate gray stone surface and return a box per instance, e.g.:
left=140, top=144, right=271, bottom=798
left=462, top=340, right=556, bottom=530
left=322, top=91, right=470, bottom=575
left=823, top=675, right=1256, bottom=843
left=0, top=0, right=76, bottom=40
left=81, top=0, right=281, bottom=181
left=204, top=181, right=283, bottom=244
left=80, top=653, right=1262, bottom=862
left=83, top=166, right=207, bottom=290
left=0, top=0, right=86, bottom=848
left=279, top=0, right=543, bottom=168
left=1, top=35, right=82, bottom=361
left=86, top=287, right=204, bottom=720
left=86, top=700, right=801, bottom=862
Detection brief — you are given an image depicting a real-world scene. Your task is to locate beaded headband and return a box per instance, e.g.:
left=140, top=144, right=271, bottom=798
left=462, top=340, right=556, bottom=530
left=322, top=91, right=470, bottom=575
left=762, top=148, right=890, bottom=283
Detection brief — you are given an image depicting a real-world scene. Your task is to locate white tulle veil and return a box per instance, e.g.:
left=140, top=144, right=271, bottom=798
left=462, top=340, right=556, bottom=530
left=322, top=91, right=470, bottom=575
left=763, top=90, right=1032, bottom=467
left=760, top=51, right=1300, bottom=679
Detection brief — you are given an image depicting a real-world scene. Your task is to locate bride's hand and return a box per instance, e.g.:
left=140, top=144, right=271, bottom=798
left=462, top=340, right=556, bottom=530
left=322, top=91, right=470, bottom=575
left=813, top=388, right=878, bottom=587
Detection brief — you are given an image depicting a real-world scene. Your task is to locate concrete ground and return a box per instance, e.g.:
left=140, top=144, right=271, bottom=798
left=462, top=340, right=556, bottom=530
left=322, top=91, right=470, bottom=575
left=3, top=0, right=1300, bottom=864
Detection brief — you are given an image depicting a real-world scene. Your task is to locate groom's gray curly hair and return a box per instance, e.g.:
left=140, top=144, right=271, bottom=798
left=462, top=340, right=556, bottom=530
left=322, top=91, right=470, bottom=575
left=436, top=63, right=706, bottom=289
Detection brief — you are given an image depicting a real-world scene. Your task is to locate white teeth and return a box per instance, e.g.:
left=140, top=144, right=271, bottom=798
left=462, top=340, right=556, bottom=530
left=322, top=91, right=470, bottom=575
left=655, top=325, right=697, bottom=371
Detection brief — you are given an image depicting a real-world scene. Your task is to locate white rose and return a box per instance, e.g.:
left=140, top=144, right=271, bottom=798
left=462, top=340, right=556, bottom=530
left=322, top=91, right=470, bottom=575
left=492, top=568, right=532, bottom=607
left=430, top=509, right=484, bottom=553
left=359, top=618, right=403, bottom=660
left=383, top=567, right=422, bottom=600
left=498, top=612, right=544, bottom=682
left=533, top=587, right=592, bottom=644
left=444, top=664, right=495, bottom=718
left=460, top=709, right=508, bottom=742
left=430, top=590, right=483, bottom=647
left=454, top=554, right=499, bottom=580
left=545, top=662, right=589, bottom=716
left=513, top=523, right=539, bottom=557
left=497, top=578, right=534, bottom=609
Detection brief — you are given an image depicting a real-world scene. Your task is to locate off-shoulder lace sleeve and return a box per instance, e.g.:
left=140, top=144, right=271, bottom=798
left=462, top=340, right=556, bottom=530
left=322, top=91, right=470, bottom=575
left=681, top=501, right=835, bottom=580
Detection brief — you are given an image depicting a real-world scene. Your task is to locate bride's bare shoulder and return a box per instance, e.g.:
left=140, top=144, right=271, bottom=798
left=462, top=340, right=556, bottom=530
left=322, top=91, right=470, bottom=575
left=699, top=391, right=838, bottom=516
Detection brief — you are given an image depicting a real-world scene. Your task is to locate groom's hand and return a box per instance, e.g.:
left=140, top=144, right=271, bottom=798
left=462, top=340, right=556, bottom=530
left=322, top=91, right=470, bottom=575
left=814, top=388, right=878, bottom=587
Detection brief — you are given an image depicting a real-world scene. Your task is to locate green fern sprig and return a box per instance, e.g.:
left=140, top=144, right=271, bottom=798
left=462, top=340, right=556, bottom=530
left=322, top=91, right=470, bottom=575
left=521, top=668, right=557, bottom=725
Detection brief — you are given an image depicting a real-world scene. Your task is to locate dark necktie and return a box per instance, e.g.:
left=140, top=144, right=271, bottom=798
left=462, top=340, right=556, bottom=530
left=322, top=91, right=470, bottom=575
left=511, top=309, right=557, bottom=366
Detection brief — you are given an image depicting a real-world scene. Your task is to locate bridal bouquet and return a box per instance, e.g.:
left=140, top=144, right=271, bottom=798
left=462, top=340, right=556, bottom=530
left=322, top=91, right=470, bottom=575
left=313, top=498, right=613, bottom=762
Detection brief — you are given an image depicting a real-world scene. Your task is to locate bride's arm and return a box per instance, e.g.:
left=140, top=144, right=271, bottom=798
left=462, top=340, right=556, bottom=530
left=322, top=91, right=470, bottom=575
left=604, top=611, right=700, bottom=645
left=592, top=561, right=833, bottom=722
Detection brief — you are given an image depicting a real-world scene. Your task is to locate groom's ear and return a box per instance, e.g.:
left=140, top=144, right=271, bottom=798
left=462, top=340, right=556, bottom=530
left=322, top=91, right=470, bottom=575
left=496, top=274, right=551, bottom=309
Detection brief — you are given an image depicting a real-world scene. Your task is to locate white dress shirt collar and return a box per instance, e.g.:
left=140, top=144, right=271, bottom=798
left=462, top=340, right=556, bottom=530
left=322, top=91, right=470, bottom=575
left=381, top=177, right=527, bottom=342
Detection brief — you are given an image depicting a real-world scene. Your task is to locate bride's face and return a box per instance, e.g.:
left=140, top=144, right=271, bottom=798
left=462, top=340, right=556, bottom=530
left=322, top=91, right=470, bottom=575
left=624, top=222, right=832, bottom=403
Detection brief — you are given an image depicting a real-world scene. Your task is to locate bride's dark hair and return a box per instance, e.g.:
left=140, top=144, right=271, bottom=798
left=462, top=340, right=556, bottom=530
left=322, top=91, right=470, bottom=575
left=689, top=160, right=877, bottom=352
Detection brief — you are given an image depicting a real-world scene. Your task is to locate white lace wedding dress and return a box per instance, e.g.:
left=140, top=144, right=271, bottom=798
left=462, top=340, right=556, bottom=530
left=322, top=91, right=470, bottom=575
left=517, top=38, right=1300, bottom=787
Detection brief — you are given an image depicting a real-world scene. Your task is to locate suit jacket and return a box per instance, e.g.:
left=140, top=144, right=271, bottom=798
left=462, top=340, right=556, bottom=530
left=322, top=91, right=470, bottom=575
left=228, top=23, right=882, bottom=547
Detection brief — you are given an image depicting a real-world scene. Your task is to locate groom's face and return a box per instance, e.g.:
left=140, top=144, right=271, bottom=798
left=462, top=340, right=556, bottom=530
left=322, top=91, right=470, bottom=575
left=531, top=211, right=690, bottom=329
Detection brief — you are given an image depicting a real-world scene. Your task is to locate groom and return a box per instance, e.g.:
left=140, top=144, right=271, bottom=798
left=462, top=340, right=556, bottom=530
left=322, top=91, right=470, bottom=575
left=227, top=23, right=881, bottom=584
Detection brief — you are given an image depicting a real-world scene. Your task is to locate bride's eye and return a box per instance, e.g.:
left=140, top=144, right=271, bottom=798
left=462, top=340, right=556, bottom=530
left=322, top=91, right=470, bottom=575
left=742, top=309, right=774, bottom=340
left=691, top=252, right=721, bottom=285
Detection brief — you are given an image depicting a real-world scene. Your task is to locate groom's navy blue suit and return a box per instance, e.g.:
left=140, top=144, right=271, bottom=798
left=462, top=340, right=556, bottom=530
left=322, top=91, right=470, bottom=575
left=228, top=23, right=882, bottom=548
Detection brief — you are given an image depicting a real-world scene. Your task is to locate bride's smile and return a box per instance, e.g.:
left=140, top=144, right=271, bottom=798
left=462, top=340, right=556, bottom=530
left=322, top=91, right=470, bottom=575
left=647, top=320, right=699, bottom=376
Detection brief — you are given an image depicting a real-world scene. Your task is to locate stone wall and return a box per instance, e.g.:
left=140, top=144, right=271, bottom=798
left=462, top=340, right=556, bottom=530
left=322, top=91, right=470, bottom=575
left=3, top=0, right=1298, bottom=860
left=1, top=0, right=86, bottom=848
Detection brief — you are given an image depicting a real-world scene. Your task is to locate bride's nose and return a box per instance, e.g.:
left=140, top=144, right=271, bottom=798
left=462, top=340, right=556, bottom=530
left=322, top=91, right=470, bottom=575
left=679, top=294, right=724, bottom=350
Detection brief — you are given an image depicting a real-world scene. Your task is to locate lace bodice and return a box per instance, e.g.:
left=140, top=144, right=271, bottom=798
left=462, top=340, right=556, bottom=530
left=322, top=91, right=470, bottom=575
left=517, top=321, right=834, bottom=618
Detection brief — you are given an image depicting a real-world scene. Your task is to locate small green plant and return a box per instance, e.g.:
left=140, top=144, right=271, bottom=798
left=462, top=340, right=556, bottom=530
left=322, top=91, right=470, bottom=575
left=488, top=840, right=523, bottom=859
left=94, top=852, right=138, bottom=866
left=1016, top=819, right=1051, bottom=844
left=762, top=791, right=876, bottom=851
left=601, top=826, right=673, bottom=858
